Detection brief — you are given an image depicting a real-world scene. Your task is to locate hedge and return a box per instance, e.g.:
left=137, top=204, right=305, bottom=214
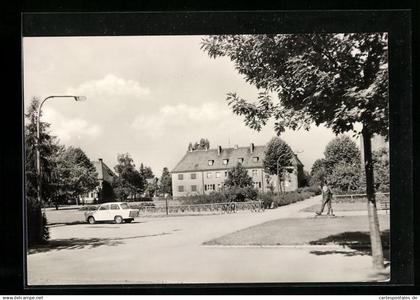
left=258, top=191, right=316, bottom=209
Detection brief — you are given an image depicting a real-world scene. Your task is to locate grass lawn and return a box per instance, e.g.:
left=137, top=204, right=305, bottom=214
left=203, top=215, right=390, bottom=249
left=45, top=209, right=86, bottom=225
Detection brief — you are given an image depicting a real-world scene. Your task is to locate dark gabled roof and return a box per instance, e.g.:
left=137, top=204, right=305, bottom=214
left=171, top=145, right=303, bottom=173
left=93, top=160, right=115, bottom=181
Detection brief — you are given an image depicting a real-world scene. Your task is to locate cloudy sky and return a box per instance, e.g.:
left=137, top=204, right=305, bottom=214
left=23, top=35, right=338, bottom=176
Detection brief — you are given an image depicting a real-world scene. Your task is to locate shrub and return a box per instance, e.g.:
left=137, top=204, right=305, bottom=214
left=302, top=186, right=322, bottom=195
left=27, top=198, right=49, bottom=246
left=258, top=190, right=316, bottom=209
left=224, top=186, right=258, bottom=202
left=78, top=205, right=98, bottom=211
left=129, top=202, right=156, bottom=209
left=179, top=187, right=258, bottom=205
left=179, top=192, right=227, bottom=205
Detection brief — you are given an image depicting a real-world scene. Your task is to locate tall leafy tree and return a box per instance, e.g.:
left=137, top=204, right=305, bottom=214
left=202, top=33, right=388, bottom=269
left=53, top=146, right=98, bottom=206
left=324, top=135, right=361, bottom=172
left=323, top=136, right=362, bottom=192
left=159, top=167, right=172, bottom=196
left=25, top=97, right=62, bottom=205
left=25, top=97, right=61, bottom=244
left=113, top=153, right=145, bottom=200
left=310, top=158, right=327, bottom=186
left=225, top=163, right=253, bottom=188
left=263, top=137, right=294, bottom=192
left=139, top=163, right=154, bottom=179
left=191, top=138, right=210, bottom=150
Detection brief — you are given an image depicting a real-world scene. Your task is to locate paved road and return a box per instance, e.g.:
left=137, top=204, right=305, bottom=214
left=27, top=196, right=389, bottom=285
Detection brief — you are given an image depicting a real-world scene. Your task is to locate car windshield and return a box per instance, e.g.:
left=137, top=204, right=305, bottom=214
left=120, top=203, right=129, bottom=209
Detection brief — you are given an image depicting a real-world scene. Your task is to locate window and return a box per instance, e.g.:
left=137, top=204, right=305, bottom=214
left=225, top=171, right=228, bottom=178
left=178, top=174, right=184, bottom=180
left=190, top=173, right=197, bottom=179
left=178, top=185, right=184, bottom=192
left=90, top=192, right=94, bottom=198
left=207, top=172, right=212, bottom=179
left=252, top=169, right=258, bottom=177
left=237, top=158, right=244, bottom=164
left=111, top=204, right=120, bottom=210
left=253, top=157, right=259, bottom=163
left=215, top=172, right=220, bottom=178
left=99, top=204, right=110, bottom=210
left=208, top=160, right=214, bottom=166
left=191, top=185, right=197, bottom=192
left=217, top=183, right=221, bottom=190
left=223, top=159, right=229, bottom=165
left=205, top=184, right=216, bottom=191
left=253, top=182, right=262, bottom=189
left=120, top=203, right=129, bottom=209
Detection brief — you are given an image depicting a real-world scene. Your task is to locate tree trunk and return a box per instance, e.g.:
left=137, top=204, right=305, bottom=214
left=362, top=127, right=385, bottom=270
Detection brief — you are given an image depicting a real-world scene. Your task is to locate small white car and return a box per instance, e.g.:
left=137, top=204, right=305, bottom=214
left=85, top=202, right=139, bottom=224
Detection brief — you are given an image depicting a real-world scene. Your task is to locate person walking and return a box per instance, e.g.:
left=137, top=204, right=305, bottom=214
left=316, top=181, right=334, bottom=216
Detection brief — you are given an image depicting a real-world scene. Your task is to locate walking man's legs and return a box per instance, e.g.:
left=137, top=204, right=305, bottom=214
left=316, top=196, right=327, bottom=215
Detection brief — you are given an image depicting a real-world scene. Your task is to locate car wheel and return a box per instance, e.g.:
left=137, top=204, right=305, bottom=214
left=87, top=216, right=95, bottom=224
left=114, top=215, right=123, bottom=224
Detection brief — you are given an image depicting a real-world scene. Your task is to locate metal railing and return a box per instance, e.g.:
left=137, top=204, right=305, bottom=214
left=138, top=201, right=264, bottom=216
left=333, top=192, right=389, bottom=202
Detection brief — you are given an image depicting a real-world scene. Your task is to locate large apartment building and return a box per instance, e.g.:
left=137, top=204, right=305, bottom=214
left=171, top=143, right=304, bottom=198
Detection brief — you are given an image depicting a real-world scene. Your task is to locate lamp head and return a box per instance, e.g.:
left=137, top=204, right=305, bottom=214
left=74, top=96, right=87, bottom=102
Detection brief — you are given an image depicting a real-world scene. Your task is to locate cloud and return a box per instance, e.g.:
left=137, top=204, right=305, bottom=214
left=43, top=107, right=103, bottom=143
left=131, top=102, right=232, bottom=137
left=66, top=74, right=150, bottom=102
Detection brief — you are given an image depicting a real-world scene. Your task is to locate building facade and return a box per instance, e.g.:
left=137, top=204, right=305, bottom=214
left=79, top=158, right=116, bottom=204
left=171, top=143, right=304, bottom=198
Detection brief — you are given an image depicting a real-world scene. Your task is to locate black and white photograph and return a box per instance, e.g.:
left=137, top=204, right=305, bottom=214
left=23, top=31, right=393, bottom=285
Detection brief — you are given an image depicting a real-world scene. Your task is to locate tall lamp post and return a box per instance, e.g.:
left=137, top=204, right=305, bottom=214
left=36, top=95, right=87, bottom=207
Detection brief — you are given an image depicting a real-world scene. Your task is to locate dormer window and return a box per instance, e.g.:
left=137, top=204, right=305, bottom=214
left=208, top=160, right=214, bottom=166
left=223, top=159, right=229, bottom=165
left=253, top=157, right=259, bottom=163
left=237, top=158, right=244, bottom=164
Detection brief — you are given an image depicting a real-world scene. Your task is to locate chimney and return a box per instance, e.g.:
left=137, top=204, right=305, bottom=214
left=98, top=158, right=103, bottom=163
left=234, top=144, right=239, bottom=149
left=250, top=143, right=255, bottom=153
left=217, top=145, right=222, bottom=156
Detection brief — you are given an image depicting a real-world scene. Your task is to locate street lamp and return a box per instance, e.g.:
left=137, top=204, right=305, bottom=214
left=36, top=95, right=87, bottom=207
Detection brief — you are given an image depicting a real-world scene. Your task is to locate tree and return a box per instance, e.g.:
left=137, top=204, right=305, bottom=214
left=159, top=167, right=172, bottom=196
left=224, top=163, right=257, bottom=202
left=190, top=138, right=210, bottom=150
left=202, top=33, right=388, bottom=269
left=262, top=137, right=294, bottom=192
left=372, top=147, right=390, bottom=192
left=323, top=136, right=362, bottom=192
left=53, top=146, right=98, bottom=206
left=113, top=154, right=145, bottom=200
left=25, top=97, right=61, bottom=245
left=145, top=177, right=159, bottom=197
left=310, top=158, right=327, bottom=186
left=225, top=163, right=253, bottom=188
left=324, top=135, right=361, bottom=172
left=139, top=163, right=154, bottom=179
